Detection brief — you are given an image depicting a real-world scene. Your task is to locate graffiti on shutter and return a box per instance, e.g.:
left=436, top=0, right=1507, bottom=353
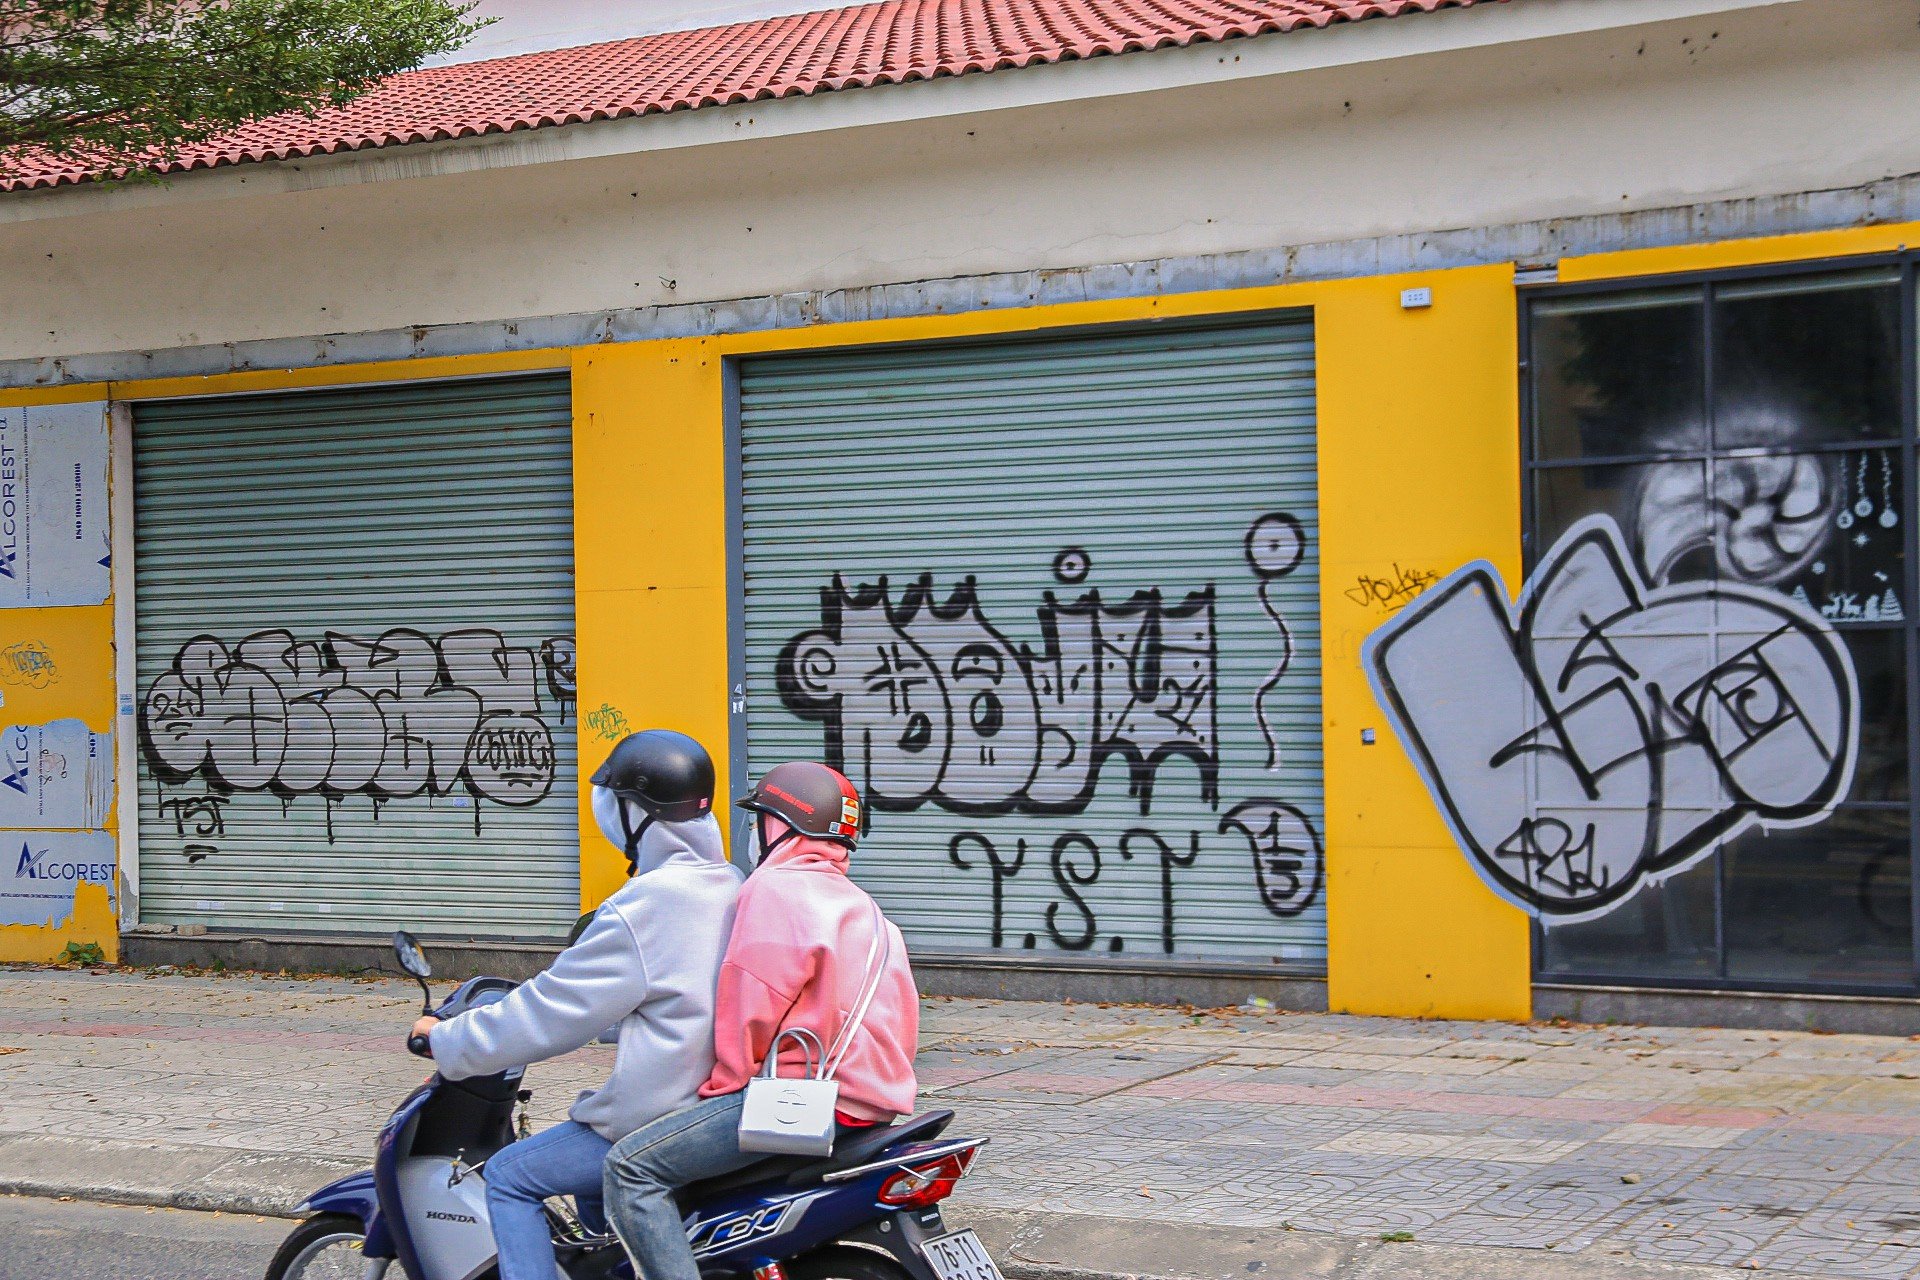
left=139, top=627, right=576, bottom=856
left=775, top=513, right=1319, bottom=955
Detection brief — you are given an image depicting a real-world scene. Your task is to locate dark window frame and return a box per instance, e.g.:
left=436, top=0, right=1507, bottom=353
left=1519, top=251, right=1920, bottom=998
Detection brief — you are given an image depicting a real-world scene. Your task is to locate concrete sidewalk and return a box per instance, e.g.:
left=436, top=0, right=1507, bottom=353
left=5, top=967, right=1920, bottom=1280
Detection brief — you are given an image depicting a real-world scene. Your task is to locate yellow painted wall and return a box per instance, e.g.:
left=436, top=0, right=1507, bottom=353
left=0, top=603, right=118, bottom=962
left=678, top=275, right=1534, bottom=1019
left=0, top=353, right=567, bottom=964
left=1315, top=268, right=1531, bottom=1021
left=1559, top=223, right=1920, bottom=283
left=0, top=275, right=1536, bottom=1011
left=7, top=216, right=1911, bottom=1008
left=571, top=341, right=734, bottom=907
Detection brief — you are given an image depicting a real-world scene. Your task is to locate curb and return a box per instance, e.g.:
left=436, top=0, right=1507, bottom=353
left=0, top=1135, right=1775, bottom=1280
left=0, top=1134, right=361, bottom=1218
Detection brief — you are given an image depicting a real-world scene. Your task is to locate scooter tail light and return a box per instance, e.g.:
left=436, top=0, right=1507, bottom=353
left=876, top=1147, right=979, bottom=1209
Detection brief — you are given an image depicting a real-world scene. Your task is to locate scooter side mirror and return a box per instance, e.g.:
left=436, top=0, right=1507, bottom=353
left=393, top=930, right=436, bottom=1016
left=392, top=930, right=432, bottom=980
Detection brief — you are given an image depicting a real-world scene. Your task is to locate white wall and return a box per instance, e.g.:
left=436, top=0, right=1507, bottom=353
left=4, top=0, right=1916, bottom=363
left=430, top=0, right=839, bottom=63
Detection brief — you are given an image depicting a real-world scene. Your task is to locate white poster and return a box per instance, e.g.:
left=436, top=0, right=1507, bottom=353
left=0, top=830, right=114, bottom=926
left=0, top=719, right=114, bottom=829
left=0, top=401, right=112, bottom=608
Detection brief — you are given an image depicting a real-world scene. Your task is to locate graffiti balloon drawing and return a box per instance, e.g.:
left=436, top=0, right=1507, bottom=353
left=1245, top=513, right=1304, bottom=773
left=1363, top=515, right=1858, bottom=920
left=1635, top=452, right=1837, bottom=587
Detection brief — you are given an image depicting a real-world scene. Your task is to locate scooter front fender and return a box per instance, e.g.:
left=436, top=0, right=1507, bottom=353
left=302, top=1167, right=396, bottom=1259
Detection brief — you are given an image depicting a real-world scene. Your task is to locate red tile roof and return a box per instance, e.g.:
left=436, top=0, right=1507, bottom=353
left=2, top=0, right=1495, bottom=192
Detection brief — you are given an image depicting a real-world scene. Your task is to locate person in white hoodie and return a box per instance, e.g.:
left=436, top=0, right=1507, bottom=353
left=411, top=729, right=742, bottom=1280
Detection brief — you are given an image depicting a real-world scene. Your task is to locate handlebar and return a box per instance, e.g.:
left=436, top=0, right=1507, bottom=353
left=406, top=975, right=518, bottom=1059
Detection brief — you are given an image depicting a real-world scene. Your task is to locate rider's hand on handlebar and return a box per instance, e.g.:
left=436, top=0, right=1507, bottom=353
left=408, top=1015, right=439, bottom=1058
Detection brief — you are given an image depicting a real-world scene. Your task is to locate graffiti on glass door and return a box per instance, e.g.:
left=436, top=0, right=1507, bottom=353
left=1365, top=513, right=1860, bottom=921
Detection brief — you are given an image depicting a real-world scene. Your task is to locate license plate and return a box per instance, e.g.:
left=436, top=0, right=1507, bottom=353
left=920, top=1229, right=1005, bottom=1280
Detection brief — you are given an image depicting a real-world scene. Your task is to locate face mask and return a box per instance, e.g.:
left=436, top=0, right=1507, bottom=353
left=591, top=785, right=653, bottom=875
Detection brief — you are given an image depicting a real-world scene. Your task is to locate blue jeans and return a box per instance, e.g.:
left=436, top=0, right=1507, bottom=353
left=484, top=1120, right=613, bottom=1280
left=603, top=1093, right=760, bottom=1280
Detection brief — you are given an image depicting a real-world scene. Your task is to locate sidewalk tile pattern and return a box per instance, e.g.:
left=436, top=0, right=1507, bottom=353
left=5, top=968, right=1920, bottom=1277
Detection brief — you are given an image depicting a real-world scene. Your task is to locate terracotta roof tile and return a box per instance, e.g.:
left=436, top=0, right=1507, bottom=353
left=2, top=0, right=1495, bottom=191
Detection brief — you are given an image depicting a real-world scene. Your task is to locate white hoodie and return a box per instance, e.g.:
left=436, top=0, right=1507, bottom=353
left=427, top=814, right=742, bottom=1142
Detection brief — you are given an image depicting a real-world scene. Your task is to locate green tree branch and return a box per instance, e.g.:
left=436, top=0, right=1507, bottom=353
left=0, top=0, right=486, bottom=180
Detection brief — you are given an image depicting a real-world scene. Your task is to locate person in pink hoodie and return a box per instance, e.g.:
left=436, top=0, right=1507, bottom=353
left=601, top=762, right=919, bottom=1280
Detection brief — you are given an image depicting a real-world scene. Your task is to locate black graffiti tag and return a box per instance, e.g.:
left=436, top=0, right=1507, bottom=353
left=786, top=529, right=1324, bottom=954
left=1218, top=799, right=1323, bottom=919
left=140, top=628, right=576, bottom=841
left=777, top=574, right=1218, bottom=819
left=948, top=825, right=1264, bottom=955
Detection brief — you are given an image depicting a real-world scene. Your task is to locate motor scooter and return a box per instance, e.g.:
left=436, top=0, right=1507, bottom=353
left=264, top=931, right=1001, bottom=1280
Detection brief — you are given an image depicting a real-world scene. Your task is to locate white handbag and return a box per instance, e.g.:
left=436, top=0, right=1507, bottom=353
left=737, top=902, right=890, bottom=1157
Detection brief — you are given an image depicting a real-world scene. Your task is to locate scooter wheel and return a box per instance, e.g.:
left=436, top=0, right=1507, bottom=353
left=787, top=1247, right=916, bottom=1280
left=263, top=1212, right=370, bottom=1280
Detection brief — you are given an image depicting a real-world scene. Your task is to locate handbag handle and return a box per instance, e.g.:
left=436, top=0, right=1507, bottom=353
left=820, top=900, right=890, bottom=1083
left=761, top=1026, right=826, bottom=1080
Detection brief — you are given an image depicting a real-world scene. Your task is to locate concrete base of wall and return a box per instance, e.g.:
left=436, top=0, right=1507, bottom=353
left=912, top=951, right=1331, bottom=1011
left=1533, top=982, right=1920, bottom=1037
left=119, top=929, right=564, bottom=983
left=118, top=930, right=1334, bottom=1010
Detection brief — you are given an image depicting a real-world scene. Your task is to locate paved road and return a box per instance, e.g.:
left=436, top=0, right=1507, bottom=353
left=0, top=1193, right=286, bottom=1279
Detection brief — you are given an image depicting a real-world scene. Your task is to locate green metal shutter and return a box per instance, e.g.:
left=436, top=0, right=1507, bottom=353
left=133, top=375, right=579, bottom=939
left=739, top=317, right=1325, bottom=966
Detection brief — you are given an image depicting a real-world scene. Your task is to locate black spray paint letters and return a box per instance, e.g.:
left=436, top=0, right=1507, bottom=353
left=947, top=828, right=1197, bottom=954
left=777, top=569, right=1218, bottom=817
left=948, top=812, right=1309, bottom=954
left=140, top=628, right=577, bottom=845
left=1219, top=798, right=1322, bottom=919
left=1364, top=515, right=1858, bottom=920
left=781, top=523, right=1323, bottom=953
left=1344, top=564, right=1440, bottom=613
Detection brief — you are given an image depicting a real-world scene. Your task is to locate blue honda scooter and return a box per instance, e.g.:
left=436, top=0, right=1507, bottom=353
left=263, top=931, right=999, bottom=1280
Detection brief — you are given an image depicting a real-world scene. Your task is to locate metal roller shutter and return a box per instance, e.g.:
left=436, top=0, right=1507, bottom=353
left=133, top=375, right=578, bottom=939
left=738, top=316, right=1325, bottom=966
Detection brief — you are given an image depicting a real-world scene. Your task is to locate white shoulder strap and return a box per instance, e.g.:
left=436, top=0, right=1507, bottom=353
left=820, top=899, right=891, bottom=1082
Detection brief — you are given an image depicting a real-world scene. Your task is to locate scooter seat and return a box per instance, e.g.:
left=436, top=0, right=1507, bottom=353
left=678, top=1110, right=956, bottom=1203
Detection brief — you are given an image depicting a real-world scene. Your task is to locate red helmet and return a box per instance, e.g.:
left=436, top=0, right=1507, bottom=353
left=737, top=761, right=863, bottom=848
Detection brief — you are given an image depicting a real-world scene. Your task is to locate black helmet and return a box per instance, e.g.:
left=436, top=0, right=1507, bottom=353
left=591, top=730, right=715, bottom=822
left=737, top=761, right=862, bottom=848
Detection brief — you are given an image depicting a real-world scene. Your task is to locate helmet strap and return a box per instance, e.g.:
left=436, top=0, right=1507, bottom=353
left=756, top=812, right=800, bottom=867
left=621, top=803, right=656, bottom=877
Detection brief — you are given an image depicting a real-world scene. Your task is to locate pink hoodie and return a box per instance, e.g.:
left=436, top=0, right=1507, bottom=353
left=700, top=835, right=918, bottom=1123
